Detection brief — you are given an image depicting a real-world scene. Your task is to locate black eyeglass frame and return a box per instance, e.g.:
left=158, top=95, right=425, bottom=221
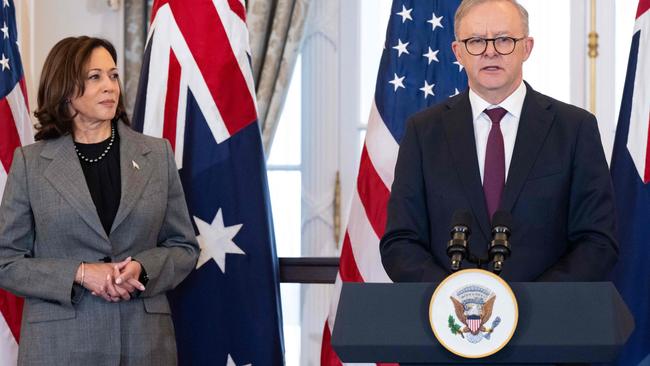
left=458, top=36, right=527, bottom=56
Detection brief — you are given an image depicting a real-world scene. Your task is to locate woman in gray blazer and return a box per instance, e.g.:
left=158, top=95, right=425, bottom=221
left=0, top=36, right=199, bottom=365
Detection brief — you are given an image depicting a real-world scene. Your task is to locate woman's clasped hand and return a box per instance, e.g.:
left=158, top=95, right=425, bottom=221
left=75, top=257, right=146, bottom=302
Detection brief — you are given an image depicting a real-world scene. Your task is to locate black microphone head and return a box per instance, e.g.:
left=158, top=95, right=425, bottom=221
left=451, top=209, right=472, bottom=228
left=491, top=210, right=513, bottom=230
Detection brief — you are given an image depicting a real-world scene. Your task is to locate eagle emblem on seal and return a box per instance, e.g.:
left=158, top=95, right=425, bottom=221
left=448, top=284, right=502, bottom=344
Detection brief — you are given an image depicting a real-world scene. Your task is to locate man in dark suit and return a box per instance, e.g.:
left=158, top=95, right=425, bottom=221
left=380, top=0, right=618, bottom=282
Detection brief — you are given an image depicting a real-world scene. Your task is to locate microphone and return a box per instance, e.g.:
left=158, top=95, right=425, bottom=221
left=489, top=211, right=513, bottom=274
left=447, top=210, right=472, bottom=271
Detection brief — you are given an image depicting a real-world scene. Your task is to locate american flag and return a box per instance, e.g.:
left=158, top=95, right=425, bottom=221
left=610, top=1, right=650, bottom=365
left=132, top=0, right=284, bottom=364
left=320, top=1, right=466, bottom=364
left=0, top=0, right=32, bottom=364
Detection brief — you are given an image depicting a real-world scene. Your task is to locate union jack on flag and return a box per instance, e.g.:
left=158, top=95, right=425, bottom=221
left=321, top=0, right=466, bottom=364
left=610, top=0, right=650, bottom=365
left=0, top=0, right=32, bottom=364
left=132, top=0, right=284, bottom=364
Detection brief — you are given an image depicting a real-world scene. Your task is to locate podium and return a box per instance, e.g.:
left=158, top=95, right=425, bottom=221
left=331, top=282, right=634, bottom=365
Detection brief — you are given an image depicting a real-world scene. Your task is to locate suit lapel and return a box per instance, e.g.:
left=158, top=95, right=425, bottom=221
left=110, top=122, right=153, bottom=234
left=42, top=134, right=108, bottom=240
left=501, top=85, right=555, bottom=212
left=443, top=93, right=492, bottom=240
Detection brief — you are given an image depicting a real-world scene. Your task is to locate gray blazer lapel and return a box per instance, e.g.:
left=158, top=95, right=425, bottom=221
left=501, top=84, right=555, bottom=212
left=42, top=134, right=108, bottom=240
left=110, top=123, right=153, bottom=234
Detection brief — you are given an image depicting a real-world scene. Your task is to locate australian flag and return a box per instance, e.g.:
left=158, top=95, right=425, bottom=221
left=132, top=1, right=284, bottom=365
left=610, top=1, right=650, bottom=365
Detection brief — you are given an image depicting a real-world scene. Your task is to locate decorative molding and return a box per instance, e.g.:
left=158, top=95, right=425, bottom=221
left=594, top=0, right=616, bottom=164
left=334, top=171, right=341, bottom=246
left=301, top=0, right=338, bottom=51
left=588, top=0, right=598, bottom=114
left=572, top=0, right=616, bottom=164
left=300, top=1, right=342, bottom=365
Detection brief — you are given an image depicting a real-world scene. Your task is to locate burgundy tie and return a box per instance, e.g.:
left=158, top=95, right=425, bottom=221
left=483, top=107, right=508, bottom=220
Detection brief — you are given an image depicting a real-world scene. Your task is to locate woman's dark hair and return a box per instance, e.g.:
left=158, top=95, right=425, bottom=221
left=33, top=36, right=130, bottom=141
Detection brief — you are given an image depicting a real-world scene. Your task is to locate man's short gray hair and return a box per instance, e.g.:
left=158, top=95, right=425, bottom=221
left=454, top=0, right=530, bottom=40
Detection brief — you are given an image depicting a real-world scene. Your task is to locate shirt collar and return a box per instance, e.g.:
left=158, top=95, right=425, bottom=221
left=469, top=81, right=527, bottom=121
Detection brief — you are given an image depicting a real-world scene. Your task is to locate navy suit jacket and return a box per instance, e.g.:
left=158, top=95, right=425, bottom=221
left=380, top=83, right=618, bottom=282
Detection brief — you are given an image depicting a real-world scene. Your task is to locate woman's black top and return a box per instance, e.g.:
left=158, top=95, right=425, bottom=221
left=75, top=129, right=121, bottom=235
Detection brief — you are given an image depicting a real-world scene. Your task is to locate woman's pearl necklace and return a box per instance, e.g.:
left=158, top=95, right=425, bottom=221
left=74, top=125, right=115, bottom=163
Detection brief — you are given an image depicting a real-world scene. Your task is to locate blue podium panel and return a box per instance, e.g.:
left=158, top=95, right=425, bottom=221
left=331, top=282, right=634, bottom=364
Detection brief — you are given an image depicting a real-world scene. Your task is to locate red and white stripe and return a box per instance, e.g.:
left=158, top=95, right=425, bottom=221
left=627, top=0, right=650, bottom=183
left=320, top=101, right=397, bottom=366
left=468, top=318, right=481, bottom=334
left=0, top=79, right=32, bottom=366
left=143, top=0, right=257, bottom=167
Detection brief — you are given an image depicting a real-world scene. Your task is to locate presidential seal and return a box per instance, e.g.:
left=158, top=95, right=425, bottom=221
left=429, top=269, right=518, bottom=358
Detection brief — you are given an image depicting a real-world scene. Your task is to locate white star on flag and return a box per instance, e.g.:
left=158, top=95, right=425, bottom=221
left=226, top=354, right=251, bottom=366
left=427, top=12, right=444, bottom=31
left=392, top=39, right=410, bottom=57
left=450, top=88, right=460, bottom=97
left=453, top=61, right=464, bottom=72
left=2, top=0, right=8, bottom=8
left=1, top=22, right=8, bottom=39
left=420, top=81, right=435, bottom=99
left=194, top=208, right=245, bottom=273
left=389, top=73, right=406, bottom=91
left=0, top=53, right=10, bottom=71
left=423, top=47, right=439, bottom=64
left=396, top=5, right=413, bottom=23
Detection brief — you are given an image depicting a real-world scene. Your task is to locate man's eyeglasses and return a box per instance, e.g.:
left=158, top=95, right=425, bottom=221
left=459, top=36, right=526, bottom=56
